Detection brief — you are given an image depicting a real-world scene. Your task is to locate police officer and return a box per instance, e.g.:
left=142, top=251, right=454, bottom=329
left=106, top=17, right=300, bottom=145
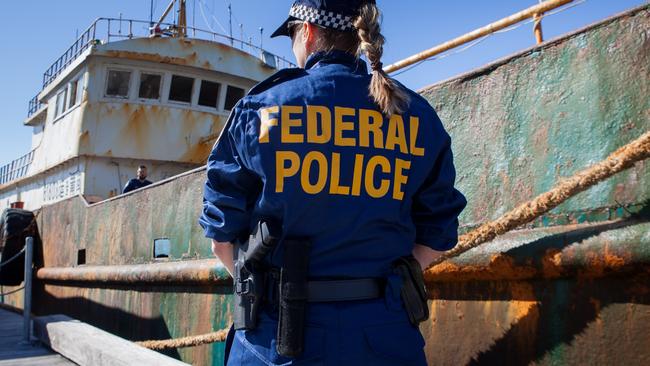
left=200, top=1, right=466, bottom=364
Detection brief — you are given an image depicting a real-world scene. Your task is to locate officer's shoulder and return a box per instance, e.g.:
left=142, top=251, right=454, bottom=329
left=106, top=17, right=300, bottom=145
left=246, top=68, right=308, bottom=96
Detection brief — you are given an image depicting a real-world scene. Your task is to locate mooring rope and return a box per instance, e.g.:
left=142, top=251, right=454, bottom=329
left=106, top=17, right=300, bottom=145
left=136, top=131, right=649, bottom=350
left=425, top=131, right=649, bottom=269
left=136, top=328, right=229, bottom=351
left=0, top=247, right=26, bottom=269
left=0, top=286, right=25, bottom=297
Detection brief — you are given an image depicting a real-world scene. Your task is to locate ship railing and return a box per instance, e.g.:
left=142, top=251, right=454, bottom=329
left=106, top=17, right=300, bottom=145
left=27, top=94, right=45, bottom=118
left=103, top=17, right=297, bottom=70
left=0, top=150, right=35, bottom=186
left=40, top=17, right=296, bottom=91
left=42, top=20, right=100, bottom=89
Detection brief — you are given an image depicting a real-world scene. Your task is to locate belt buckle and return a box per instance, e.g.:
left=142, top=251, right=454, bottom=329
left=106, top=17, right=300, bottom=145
left=236, top=277, right=254, bottom=296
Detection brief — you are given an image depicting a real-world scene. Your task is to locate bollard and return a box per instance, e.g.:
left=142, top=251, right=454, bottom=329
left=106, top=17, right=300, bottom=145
left=23, top=236, right=33, bottom=343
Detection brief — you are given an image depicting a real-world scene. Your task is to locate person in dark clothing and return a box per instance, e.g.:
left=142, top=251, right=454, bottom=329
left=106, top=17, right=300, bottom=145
left=199, top=1, right=466, bottom=364
left=122, top=165, right=153, bottom=194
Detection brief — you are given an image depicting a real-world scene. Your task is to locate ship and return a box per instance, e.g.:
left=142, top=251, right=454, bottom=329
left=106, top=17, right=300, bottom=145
left=0, top=0, right=293, bottom=210
left=1, top=1, right=649, bottom=365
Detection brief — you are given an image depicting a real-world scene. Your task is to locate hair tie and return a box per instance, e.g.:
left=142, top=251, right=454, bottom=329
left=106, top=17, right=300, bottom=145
left=371, top=61, right=383, bottom=71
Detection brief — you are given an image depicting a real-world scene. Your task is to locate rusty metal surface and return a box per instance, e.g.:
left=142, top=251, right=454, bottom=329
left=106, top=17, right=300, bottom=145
left=420, top=5, right=650, bottom=230
left=36, top=259, right=227, bottom=285
left=36, top=170, right=212, bottom=269
left=79, top=102, right=226, bottom=164
left=423, top=275, right=650, bottom=365
left=33, top=218, right=650, bottom=286
left=94, top=37, right=276, bottom=84
left=427, top=218, right=650, bottom=282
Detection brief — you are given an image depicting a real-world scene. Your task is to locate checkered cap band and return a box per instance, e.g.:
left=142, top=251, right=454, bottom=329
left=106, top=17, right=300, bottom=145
left=289, top=4, right=355, bottom=31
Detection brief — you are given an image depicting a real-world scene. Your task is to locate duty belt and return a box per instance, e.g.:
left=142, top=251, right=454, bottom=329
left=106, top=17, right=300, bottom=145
left=267, top=269, right=385, bottom=303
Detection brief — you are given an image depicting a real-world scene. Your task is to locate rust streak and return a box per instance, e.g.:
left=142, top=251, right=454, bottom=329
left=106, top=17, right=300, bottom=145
left=104, top=50, right=189, bottom=66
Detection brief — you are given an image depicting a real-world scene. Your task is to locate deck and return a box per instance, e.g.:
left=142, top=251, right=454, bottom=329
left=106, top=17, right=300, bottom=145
left=0, top=307, right=75, bottom=365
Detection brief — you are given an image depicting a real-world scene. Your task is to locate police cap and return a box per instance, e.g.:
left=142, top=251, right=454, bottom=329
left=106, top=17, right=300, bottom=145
left=271, top=0, right=375, bottom=38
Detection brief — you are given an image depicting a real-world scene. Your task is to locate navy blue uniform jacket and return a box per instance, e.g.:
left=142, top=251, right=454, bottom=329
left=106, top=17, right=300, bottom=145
left=200, top=51, right=466, bottom=278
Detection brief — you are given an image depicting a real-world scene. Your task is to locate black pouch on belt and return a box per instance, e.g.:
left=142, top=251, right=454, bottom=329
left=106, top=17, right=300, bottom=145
left=393, top=256, right=430, bottom=325
left=276, top=238, right=311, bottom=358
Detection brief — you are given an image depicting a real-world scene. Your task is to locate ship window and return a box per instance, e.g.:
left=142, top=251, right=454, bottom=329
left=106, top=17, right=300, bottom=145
left=55, top=89, right=67, bottom=118
left=68, top=79, right=79, bottom=109
left=224, top=85, right=245, bottom=111
left=139, top=73, right=162, bottom=100
left=198, top=81, right=220, bottom=108
left=105, top=69, right=131, bottom=98
left=169, top=75, right=194, bottom=103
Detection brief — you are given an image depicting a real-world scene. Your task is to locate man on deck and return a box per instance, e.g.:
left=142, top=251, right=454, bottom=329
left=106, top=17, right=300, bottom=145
left=122, top=165, right=153, bottom=194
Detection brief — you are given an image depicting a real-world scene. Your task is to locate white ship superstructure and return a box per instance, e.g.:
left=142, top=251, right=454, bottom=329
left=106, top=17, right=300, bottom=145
left=0, top=11, right=293, bottom=210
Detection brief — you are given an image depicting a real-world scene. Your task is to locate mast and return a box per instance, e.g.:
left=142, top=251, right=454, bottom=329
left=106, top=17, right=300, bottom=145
left=178, top=0, right=187, bottom=38
left=153, top=0, right=187, bottom=38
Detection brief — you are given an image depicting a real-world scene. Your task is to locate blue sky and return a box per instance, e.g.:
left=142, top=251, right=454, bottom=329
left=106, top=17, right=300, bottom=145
left=0, top=0, right=646, bottom=165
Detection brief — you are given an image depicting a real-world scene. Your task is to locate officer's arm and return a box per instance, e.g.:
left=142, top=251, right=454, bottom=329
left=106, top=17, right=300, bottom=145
left=412, top=244, right=443, bottom=270
left=211, top=240, right=234, bottom=276
left=412, top=129, right=467, bottom=253
left=199, top=103, right=262, bottom=264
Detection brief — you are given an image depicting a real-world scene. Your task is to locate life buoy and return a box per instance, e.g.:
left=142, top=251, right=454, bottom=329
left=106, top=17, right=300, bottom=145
left=0, top=209, right=38, bottom=286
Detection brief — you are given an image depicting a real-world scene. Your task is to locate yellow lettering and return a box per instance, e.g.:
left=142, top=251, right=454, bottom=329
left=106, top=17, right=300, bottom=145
left=365, top=156, right=391, bottom=198
left=386, top=114, right=408, bottom=154
left=351, top=154, right=364, bottom=196
left=259, top=106, right=279, bottom=143
left=281, top=106, right=304, bottom=143
left=307, top=105, right=332, bottom=144
left=409, top=117, right=425, bottom=157
left=359, top=109, right=384, bottom=149
left=393, top=159, right=411, bottom=200
left=329, top=153, right=350, bottom=195
left=334, top=107, right=356, bottom=147
left=275, top=151, right=300, bottom=193
left=301, top=151, right=328, bottom=194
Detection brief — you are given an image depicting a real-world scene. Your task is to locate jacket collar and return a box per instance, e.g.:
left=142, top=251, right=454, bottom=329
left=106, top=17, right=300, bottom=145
left=305, top=50, right=368, bottom=74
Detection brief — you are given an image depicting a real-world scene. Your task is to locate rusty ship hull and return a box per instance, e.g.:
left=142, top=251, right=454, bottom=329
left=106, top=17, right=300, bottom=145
left=1, top=5, right=649, bottom=366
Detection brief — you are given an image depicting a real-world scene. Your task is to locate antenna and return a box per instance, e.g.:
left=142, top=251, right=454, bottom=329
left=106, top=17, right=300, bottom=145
left=228, top=3, right=233, bottom=45
left=259, top=27, right=264, bottom=51
left=192, top=0, right=196, bottom=36
left=240, top=23, right=244, bottom=49
left=149, top=0, right=154, bottom=27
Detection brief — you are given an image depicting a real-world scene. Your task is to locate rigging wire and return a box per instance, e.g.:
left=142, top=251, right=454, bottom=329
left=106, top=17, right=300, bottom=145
left=391, top=0, right=588, bottom=77
left=197, top=0, right=229, bottom=34
left=222, top=0, right=250, bottom=45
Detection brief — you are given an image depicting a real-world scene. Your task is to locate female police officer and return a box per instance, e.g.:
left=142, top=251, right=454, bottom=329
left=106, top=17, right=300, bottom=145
left=200, top=1, right=466, bottom=364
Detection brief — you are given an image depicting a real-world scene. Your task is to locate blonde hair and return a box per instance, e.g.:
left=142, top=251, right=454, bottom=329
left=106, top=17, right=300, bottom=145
left=354, top=3, right=410, bottom=116
left=311, top=3, right=410, bottom=116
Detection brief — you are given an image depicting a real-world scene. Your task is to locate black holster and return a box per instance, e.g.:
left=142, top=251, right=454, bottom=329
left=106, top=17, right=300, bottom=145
left=233, top=222, right=279, bottom=331
left=393, top=256, right=430, bottom=325
left=276, top=238, right=311, bottom=358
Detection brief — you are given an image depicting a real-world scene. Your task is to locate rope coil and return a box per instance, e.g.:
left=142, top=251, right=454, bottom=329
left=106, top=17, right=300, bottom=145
left=135, top=131, right=649, bottom=350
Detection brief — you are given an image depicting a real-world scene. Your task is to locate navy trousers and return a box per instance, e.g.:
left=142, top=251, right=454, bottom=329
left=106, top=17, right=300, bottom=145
left=226, top=277, right=428, bottom=365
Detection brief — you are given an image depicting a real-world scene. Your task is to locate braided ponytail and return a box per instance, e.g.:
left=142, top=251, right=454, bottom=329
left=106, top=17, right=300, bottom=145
left=355, top=3, right=410, bottom=116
